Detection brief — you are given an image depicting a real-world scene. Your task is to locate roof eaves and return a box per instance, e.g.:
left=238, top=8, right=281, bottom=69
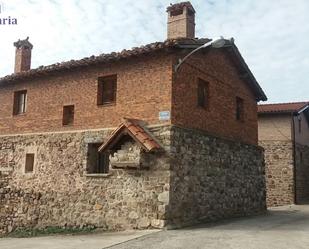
left=177, top=39, right=267, bottom=102
left=298, top=104, right=309, bottom=114
left=226, top=43, right=267, bottom=102
left=258, top=102, right=309, bottom=114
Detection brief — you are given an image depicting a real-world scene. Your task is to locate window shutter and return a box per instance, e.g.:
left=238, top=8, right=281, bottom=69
left=62, top=105, right=74, bottom=126
left=97, top=80, right=104, bottom=105
left=13, top=92, right=18, bottom=115
left=102, top=79, right=115, bottom=104
left=197, top=79, right=208, bottom=108
left=13, top=90, right=27, bottom=115
left=97, top=75, right=117, bottom=105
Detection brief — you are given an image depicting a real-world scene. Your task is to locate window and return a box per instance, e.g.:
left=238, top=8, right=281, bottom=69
left=87, top=143, right=109, bottom=174
left=197, top=79, right=209, bottom=108
left=236, top=97, right=244, bottom=121
left=13, top=90, right=27, bottom=115
left=62, top=105, right=74, bottom=126
left=25, top=153, right=34, bottom=173
left=97, top=75, right=117, bottom=105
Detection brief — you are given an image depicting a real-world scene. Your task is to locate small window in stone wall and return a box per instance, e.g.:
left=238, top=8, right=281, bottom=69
left=87, top=143, right=109, bottom=174
left=25, top=153, right=34, bottom=173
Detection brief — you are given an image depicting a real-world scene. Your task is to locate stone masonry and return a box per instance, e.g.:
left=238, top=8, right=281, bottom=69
left=295, top=144, right=309, bottom=204
left=259, top=141, right=294, bottom=207
left=0, top=126, right=171, bottom=235
left=0, top=125, right=266, bottom=235
left=168, top=126, right=266, bottom=226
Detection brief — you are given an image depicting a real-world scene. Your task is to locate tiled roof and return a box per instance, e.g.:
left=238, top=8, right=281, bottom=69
left=0, top=38, right=209, bottom=85
left=0, top=37, right=267, bottom=101
left=98, top=118, right=161, bottom=153
left=258, top=101, right=309, bottom=114
left=166, top=1, right=195, bottom=13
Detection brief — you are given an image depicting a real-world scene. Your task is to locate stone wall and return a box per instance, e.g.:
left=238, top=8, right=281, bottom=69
left=259, top=141, right=294, bottom=207
left=295, top=144, right=309, bottom=203
left=0, top=125, right=266, bottom=235
left=0, top=126, right=171, bottom=235
left=168, top=126, right=266, bottom=226
left=0, top=173, right=41, bottom=235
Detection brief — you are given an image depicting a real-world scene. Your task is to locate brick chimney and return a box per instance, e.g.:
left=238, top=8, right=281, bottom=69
left=166, top=2, right=195, bottom=39
left=13, top=37, right=33, bottom=73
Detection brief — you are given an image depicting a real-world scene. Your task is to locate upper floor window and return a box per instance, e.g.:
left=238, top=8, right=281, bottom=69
left=97, top=75, right=117, bottom=105
left=62, top=105, right=75, bottom=126
left=197, top=79, right=209, bottom=108
left=236, top=97, right=244, bottom=121
left=13, top=90, right=27, bottom=115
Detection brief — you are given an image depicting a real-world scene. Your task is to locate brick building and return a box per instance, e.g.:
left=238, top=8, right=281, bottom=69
left=258, top=102, right=309, bottom=207
left=0, top=2, right=267, bottom=234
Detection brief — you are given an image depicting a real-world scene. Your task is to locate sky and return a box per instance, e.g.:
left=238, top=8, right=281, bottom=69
left=0, top=0, right=308, bottom=103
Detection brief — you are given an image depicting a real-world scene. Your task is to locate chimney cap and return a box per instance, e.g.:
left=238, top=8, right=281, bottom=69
left=166, top=1, right=195, bottom=14
left=13, top=37, right=33, bottom=49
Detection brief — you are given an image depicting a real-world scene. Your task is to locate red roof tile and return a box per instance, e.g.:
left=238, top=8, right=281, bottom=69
left=98, top=118, right=161, bottom=153
left=0, top=37, right=267, bottom=101
left=258, top=101, right=309, bottom=114
left=0, top=38, right=208, bottom=85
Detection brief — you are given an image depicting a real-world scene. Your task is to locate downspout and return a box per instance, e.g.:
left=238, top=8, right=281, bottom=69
left=291, top=112, right=297, bottom=204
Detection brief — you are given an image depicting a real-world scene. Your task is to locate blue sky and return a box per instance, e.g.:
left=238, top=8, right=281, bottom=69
left=0, top=0, right=308, bottom=103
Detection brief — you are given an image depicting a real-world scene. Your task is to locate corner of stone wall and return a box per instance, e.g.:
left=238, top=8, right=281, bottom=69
left=167, top=125, right=266, bottom=227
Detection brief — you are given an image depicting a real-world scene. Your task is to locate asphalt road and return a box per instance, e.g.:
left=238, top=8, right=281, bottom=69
left=1, top=205, right=309, bottom=249
left=0, top=230, right=159, bottom=249
left=108, top=205, right=309, bottom=249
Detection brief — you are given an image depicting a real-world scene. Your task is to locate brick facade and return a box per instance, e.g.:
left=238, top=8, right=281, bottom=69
left=172, top=50, right=258, bottom=145
left=0, top=50, right=258, bottom=145
left=0, top=53, right=172, bottom=135
left=0, top=1, right=267, bottom=235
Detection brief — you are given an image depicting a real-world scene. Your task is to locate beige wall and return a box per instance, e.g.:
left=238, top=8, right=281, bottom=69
left=258, top=111, right=309, bottom=206
left=258, top=114, right=292, bottom=141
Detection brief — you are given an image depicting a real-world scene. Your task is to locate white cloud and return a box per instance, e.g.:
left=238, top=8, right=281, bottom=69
left=0, top=0, right=308, bottom=103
